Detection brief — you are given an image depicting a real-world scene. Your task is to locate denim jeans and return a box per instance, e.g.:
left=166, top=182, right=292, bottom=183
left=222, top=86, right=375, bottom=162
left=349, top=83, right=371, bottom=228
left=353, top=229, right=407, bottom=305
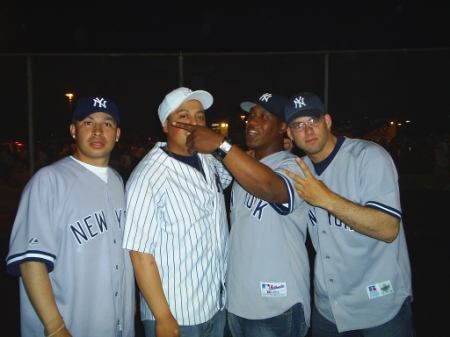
left=311, top=297, right=415, bottom=337
left=227, top=302, right=308, bottom=337
left=143, top=309, right=226, bottom=337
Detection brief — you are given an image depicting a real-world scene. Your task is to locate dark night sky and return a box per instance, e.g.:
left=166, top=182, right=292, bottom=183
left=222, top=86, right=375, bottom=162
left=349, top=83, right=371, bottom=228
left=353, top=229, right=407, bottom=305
left=1, top=1, right=449, bottom=142
left=1, top=1, right=449, bottom=54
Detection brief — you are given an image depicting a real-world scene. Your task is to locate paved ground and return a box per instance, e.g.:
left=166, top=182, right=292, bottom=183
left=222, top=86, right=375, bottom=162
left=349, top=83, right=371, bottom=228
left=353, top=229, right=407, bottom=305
left=1, top=169, right=449, bottom=336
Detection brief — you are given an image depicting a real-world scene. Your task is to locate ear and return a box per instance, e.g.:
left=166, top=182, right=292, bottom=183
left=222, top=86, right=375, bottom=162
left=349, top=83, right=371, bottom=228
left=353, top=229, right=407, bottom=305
left=69, top=124, right=76, bottom=138
left=279, top=121, right=287, bottom=134
left=286, top=126, right=293, bottom=140
left=324, top=114, right=332, bottom=130
left=115, top=127, right=121, bottom=141
left=162, top=120, right=169, bottom=133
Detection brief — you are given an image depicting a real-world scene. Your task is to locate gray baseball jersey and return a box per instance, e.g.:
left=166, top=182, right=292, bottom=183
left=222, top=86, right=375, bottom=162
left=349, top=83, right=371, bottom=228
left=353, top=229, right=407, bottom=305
left=123, top=143, right=232, bottom=325
left=305, top=136, right=412, bottom=332
left=226, top=150, right=311, bottom=324
left=6, top=156, right=135, bottom=337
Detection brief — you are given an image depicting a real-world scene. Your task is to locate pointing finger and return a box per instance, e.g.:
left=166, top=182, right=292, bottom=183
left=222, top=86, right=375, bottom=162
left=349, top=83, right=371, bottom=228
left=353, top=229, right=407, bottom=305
left=172, top=122, right=196, bottom=132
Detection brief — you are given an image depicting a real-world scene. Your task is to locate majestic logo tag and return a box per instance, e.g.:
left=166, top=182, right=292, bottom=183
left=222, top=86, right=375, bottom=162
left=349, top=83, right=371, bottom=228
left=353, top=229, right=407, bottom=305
left=259, top=93, right=272, bottom=102
left=293, top=96, right=306, bottom=108
left=28, top=238, right=40, bottom=245
left=261, top=282, right=287, bottom=297
left=93, top=97, right=107, bottom=108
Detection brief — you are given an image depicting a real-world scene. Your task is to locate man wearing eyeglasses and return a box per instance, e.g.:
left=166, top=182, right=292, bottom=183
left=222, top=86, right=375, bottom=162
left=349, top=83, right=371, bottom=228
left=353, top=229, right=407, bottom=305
left=283, top=92, right=413, bottom=337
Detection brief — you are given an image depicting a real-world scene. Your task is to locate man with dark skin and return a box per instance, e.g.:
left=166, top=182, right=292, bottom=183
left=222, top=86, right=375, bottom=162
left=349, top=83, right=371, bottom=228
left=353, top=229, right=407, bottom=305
left=174, top=92, right=311, bottom=337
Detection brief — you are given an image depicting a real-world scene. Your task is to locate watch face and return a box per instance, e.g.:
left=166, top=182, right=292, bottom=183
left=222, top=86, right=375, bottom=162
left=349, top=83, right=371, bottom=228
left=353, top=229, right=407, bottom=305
left=221, top=141, right=232, bottom=152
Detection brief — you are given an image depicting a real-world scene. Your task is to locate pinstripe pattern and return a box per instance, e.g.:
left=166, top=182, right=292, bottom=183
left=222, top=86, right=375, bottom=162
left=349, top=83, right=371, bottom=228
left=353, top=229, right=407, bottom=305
left=123, top=142, right=231, bottom=325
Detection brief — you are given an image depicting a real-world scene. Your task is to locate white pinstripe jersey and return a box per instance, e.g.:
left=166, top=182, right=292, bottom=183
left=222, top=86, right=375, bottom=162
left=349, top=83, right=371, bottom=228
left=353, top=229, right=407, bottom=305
left=305, top=136, right=412, bottom=332
left=123, top=142, right=232, bottom=325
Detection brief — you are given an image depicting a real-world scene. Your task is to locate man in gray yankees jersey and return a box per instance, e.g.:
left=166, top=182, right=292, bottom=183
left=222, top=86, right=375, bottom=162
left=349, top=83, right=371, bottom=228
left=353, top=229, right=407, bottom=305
left=6, top=96, right=135, bottom=337
left=283, top=92, right=413, bottom=337
left=173, top=92, right=311, bottom=337
left=123, top=87, right=232, bottom=337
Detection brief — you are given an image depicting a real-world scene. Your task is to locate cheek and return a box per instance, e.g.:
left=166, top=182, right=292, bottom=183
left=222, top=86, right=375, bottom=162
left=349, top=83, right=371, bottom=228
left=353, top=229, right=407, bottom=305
left=169, top=126, right=187, bottom=138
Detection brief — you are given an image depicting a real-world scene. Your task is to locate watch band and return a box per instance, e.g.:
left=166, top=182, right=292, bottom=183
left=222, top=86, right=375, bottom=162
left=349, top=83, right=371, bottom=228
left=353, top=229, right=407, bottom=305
left=212, top=137, right=233, bottom=160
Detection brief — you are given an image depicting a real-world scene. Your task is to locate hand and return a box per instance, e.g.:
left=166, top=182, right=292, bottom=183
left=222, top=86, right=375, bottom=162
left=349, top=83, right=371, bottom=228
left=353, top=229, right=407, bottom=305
left=172, top=122, right=224, bottom=154
left=155, top=314, right=180, bottom=337
left=283, top=157, right=334, bottom=208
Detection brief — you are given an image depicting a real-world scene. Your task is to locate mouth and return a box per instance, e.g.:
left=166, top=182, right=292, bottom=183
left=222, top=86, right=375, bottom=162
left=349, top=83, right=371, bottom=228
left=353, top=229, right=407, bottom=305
left=246, top=129, right=260, bottom=137
left=90, top=139, right=105, bottom=148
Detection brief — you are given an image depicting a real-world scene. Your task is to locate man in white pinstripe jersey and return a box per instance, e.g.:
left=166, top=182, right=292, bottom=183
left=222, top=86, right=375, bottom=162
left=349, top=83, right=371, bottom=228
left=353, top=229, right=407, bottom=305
left=123, top=87, right=232, bottom=337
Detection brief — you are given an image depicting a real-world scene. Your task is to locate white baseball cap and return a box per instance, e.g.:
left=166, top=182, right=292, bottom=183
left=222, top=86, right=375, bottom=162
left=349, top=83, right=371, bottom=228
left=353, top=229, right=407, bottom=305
left=157, top=87, right=214, bottom=125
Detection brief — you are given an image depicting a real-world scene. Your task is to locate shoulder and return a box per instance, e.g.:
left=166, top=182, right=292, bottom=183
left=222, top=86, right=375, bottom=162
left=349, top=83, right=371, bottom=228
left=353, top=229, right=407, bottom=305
left=32, top=157, right=83, bottom=182
left=341, top=138, right=391, bottom=160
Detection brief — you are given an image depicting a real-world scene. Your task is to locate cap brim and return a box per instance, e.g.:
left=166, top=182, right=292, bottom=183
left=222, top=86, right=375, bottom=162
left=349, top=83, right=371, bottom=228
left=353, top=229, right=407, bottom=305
left=286, top=108, right=323, bottom=125
left=240, top=102, right=257, bottom=112
left=183, top=90, right=213, bottom=110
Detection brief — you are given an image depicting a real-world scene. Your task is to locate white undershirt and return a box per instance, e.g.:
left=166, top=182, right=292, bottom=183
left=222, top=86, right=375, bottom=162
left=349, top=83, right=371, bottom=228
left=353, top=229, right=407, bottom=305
left=70, top=156, right=108, bottom=182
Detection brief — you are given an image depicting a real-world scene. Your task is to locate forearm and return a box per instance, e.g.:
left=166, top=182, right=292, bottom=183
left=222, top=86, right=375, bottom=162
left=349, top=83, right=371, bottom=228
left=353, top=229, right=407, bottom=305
left=222, top=146, right=288, bottom=203
left=325, top=192, right=400, bottom=243
left=129, top=251, right=172, bottom=320
left=20, top=262, right=70, bottom=336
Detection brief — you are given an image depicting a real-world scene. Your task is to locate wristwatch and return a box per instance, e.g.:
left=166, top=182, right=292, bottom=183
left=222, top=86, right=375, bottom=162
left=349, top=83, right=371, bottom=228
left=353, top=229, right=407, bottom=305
left=212, top=137, right=233, bottom=160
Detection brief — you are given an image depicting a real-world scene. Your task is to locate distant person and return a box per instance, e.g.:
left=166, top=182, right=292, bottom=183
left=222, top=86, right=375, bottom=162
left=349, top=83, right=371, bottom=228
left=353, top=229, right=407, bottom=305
left=423, top=133, right=450, bottom=190
left=123, top=87, right=232, bottom=337
left=6, top=96, right=135, bottom=337
left=120, top=147, right=133, bottom=183
left=283, top=92, right=413, bottom=336
left=0, top=145, right=19, bottom=187
left=173, top=92, right=311, bottom=337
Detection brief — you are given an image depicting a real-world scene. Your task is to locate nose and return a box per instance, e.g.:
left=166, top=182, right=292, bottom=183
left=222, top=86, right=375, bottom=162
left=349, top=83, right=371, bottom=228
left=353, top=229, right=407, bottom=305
left=186, top=115, right=198, bottom=125
left=304, top=123, right=314, bottom=134
left=93, top=123, right=103, bottom=136
left=247, top=115, right=258, bottom=125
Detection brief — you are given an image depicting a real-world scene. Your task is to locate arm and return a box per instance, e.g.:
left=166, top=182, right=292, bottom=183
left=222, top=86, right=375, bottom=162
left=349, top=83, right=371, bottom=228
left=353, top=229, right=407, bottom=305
left=172, top=122, right=289, bottom=204
left=20, top=262, right=71, bottom=337
left=284, top=158, right=400, bottom=243
left=129, top=251, right=180, bottom=337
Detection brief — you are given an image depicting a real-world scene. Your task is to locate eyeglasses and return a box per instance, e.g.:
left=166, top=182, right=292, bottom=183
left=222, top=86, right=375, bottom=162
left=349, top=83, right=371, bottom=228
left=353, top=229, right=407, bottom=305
left=289, top=116, right=324, bottom=133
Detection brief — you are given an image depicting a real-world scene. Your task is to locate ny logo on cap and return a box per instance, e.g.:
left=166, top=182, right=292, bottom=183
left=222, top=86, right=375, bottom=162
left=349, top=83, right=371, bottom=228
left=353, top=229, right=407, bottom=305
left=259, top=93, right=272, bottom=102
left=93, top=97, right=107, bottom=108
left=293, top=96, right=306, bottom=109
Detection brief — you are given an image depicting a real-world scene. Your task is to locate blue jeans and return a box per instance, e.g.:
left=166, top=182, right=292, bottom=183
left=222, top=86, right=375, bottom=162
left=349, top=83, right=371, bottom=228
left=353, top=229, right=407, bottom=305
left=227, top=302, right=308, bottom=337
left=143, top=309, right=226, bottom=337
left=311, top=297, right=415, bottom=337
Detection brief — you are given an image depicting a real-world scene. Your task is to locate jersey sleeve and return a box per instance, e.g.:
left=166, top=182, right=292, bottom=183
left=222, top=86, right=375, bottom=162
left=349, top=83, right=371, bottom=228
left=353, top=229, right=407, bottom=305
left=210, top=155, right=232, bottom=190
left=6, top=170, right=59, bottom=276
left=122, top=170, right=162, bottom=254
left=358, top=144, right=402, bottom=220
left=269, top=156, right=306, bottom=216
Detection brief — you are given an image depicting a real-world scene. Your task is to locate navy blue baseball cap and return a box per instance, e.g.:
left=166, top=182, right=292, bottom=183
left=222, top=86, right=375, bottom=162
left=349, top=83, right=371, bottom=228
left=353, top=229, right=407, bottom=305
left=285, top=92, right=325, bottom=126
left=72, top=96, right=120, bottom=125
left=240, top=93, right=287, bottom=121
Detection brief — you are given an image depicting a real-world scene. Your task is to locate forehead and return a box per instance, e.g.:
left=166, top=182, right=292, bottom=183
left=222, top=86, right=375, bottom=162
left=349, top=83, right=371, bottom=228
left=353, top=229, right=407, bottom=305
left=81, top=111, right=117, bottom=121
left=176, top=99, right=204, bottom=111
left=291, top=115, right=315, bottom=123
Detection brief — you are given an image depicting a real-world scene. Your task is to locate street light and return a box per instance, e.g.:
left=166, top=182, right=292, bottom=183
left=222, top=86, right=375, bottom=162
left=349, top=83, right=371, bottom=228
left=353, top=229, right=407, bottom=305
left=65, top=93, right=74, bottom=117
